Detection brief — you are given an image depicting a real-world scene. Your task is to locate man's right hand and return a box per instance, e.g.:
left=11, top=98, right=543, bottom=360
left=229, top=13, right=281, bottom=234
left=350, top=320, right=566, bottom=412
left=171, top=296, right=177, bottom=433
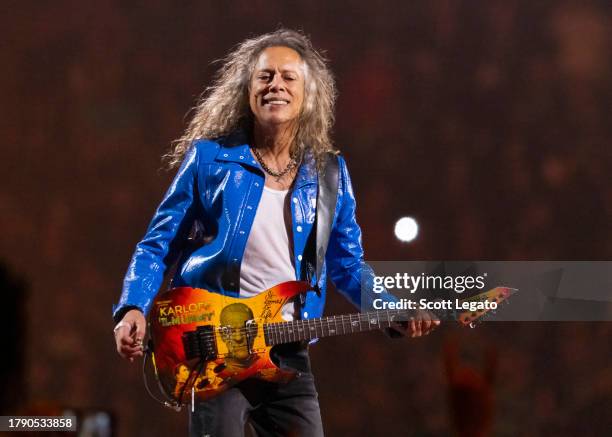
left=114, top=309, right=146, bottom=362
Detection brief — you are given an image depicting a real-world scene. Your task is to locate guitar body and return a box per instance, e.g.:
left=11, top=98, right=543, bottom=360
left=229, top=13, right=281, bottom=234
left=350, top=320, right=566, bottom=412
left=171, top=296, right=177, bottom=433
left=149, top=281, right=311, bottom=405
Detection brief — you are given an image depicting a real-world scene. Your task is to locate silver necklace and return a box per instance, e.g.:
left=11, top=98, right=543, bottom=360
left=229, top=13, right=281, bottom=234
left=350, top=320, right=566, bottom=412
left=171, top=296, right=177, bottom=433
left=251, top=147, right=299, bottom=178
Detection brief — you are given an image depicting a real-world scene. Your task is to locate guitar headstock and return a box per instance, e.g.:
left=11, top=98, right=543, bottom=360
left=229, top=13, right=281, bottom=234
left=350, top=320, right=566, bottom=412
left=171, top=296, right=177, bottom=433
left=456, top=287, right=517, bottom=328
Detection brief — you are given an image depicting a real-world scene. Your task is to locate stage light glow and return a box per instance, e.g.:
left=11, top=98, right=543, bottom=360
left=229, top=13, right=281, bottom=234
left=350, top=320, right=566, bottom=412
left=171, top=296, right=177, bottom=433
left=394, top=217, right=418, bottom=242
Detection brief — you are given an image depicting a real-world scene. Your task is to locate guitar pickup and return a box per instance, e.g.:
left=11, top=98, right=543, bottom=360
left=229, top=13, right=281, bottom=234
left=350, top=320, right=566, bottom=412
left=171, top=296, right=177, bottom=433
left=182, top=325, right=218, bottom=361
left=213, top=363, right=226, bottom=373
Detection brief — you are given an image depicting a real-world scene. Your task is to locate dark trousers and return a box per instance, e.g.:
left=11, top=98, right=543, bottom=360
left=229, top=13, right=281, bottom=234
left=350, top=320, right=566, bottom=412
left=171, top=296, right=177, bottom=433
left=189, top=343, right=324, bottom=437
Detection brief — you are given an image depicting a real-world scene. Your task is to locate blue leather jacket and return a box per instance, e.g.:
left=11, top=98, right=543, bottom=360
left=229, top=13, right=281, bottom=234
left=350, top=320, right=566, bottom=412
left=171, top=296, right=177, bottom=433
left=113, top=136, right=394, bottom=322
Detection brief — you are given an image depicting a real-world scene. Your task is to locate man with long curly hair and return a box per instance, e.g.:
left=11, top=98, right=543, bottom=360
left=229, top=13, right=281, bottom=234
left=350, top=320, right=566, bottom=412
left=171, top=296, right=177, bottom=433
left=113, top=29, right=437, bottom=436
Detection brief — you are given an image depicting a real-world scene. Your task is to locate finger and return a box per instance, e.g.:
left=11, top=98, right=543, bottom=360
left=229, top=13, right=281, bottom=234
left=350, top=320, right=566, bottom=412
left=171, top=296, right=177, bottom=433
left=126, top=311, right=146, bottom=335
left=428, top=314, right=440, bottom=332
left=115, top=332, right=131, bottom=356
left=121, top=341, right=144, bottom=357
left=117, top=345, right=140, bottom=359
left=134, top=317, right=146, bottom=338
left=415, top=319, right=423, bottom=337
left=120, top=335, right=138, bottom=346
left=120, top=345, right=144, bottom=359
left=410, top=318, right=417, bottom=338
left=123, top=350, right=144, bottom=359
left=117, top=333, right=143, bottom=356
left=121, top=343, right=144, bottom=354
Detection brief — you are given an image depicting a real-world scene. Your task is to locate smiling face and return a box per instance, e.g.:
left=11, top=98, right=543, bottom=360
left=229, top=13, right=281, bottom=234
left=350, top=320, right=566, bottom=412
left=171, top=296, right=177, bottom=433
left=249, top=46, right=306, bottom=130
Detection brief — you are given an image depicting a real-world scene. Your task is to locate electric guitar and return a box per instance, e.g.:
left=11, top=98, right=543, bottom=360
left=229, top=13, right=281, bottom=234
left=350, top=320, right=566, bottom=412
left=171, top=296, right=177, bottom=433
left=147, top=281, right=515, bottom=407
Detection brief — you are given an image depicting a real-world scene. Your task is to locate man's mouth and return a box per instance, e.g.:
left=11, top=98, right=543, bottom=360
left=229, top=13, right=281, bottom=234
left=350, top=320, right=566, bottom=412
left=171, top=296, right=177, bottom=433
left=263, top=97, right=289, bottom=106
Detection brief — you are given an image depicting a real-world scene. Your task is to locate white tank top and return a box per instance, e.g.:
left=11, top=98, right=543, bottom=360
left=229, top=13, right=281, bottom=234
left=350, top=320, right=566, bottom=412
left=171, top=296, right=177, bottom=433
left=239, top=186, right=297, bottom=320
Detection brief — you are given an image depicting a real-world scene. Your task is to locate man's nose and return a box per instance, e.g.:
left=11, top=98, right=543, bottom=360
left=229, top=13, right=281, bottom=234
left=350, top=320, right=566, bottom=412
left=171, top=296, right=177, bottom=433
left=269, top=73, right=285, bottom=92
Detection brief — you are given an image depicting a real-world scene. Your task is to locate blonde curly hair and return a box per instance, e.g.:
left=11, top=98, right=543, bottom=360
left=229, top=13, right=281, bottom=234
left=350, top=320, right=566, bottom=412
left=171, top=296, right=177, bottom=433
left=165, top=29, right=337, bottom=170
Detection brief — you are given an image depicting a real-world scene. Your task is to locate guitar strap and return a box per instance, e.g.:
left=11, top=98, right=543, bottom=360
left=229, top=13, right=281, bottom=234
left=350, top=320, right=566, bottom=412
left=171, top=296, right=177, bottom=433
left=302, top=153, right=339, bottom=298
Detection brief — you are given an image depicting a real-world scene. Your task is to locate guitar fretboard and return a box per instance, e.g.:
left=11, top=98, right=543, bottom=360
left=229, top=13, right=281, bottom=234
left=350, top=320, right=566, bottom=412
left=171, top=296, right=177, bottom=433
left=260, top=287, right=513, bottom=346
left=262, top=309, right=449, bottom=346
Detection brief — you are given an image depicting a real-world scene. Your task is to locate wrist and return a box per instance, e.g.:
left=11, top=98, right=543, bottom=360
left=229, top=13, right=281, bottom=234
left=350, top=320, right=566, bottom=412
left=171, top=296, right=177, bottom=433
left=112, top=305, right=142, bottom=324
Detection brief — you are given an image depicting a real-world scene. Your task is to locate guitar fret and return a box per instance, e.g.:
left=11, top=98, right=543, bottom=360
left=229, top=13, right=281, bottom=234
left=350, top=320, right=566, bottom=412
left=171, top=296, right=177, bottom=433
left=285, top=322, right=290, bottom=343
left=272, top=322, right=278, bottom=345
left=303, top=319, right=308, bottom=340
left=269, top=323, right=273, bottom=345
left=266, top=323, right=272, bottom=346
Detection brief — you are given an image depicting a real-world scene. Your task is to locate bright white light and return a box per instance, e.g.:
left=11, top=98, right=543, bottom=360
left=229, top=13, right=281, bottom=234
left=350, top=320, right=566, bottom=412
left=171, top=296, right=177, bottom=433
left=394, top=217, right=419, bottom=242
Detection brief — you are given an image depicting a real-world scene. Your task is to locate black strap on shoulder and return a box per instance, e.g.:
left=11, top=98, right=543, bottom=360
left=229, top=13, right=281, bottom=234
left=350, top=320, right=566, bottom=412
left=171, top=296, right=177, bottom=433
left=315, top=154, right=339, bottom=282
left=302, top=153, right=339, bottom=296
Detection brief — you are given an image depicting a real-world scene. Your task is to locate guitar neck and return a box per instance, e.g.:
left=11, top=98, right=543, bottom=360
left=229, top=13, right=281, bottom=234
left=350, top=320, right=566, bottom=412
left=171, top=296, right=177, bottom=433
left=262, top=286, right=514, bottom=346
left=263, top=309, right=438, bottom=346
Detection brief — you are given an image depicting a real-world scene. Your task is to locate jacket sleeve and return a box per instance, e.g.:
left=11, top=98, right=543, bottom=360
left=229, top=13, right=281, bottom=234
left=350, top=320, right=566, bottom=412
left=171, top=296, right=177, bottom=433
left=325, top=156, right=397, bottom=310
left=113, top=145, right=200, bottom=319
